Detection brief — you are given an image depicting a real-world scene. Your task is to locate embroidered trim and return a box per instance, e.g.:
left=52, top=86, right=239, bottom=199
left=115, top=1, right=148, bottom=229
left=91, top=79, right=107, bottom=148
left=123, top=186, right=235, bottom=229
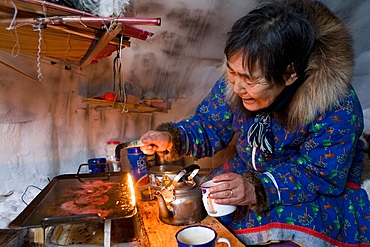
left=346, top=181, right=361, bottom=190
left=233, top=222, right=370, bottom=247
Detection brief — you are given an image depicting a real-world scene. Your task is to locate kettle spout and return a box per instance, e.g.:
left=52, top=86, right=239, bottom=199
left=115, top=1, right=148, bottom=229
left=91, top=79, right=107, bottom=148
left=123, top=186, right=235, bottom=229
left=156, top=192, right=174, bottom=220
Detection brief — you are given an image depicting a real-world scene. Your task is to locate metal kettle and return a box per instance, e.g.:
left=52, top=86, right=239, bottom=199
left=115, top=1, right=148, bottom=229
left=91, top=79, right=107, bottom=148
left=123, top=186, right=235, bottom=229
left=155, top=165, right=207, bottom=226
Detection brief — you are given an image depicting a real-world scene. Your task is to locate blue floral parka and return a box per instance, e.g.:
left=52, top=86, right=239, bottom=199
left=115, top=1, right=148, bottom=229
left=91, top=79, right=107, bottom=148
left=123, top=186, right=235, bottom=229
left=170, top=77, right=370, bottom=246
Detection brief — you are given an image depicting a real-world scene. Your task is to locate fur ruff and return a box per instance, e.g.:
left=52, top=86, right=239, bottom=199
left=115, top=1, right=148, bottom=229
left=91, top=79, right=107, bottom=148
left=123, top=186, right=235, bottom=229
left=362, top=179, right=370, bottom=196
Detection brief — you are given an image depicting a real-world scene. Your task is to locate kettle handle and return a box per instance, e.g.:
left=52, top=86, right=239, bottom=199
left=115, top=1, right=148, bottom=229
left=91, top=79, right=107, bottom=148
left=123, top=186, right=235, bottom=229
left=169, top=169, right=186, bottom=189
left=170, top=164, right=200, bottom=188
left=181, top=164, right=200, bottom=182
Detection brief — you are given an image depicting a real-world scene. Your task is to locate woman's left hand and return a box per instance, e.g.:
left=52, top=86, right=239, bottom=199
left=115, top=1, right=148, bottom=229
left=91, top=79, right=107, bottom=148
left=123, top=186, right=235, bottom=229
left=208, top=173, right=256, bottom=206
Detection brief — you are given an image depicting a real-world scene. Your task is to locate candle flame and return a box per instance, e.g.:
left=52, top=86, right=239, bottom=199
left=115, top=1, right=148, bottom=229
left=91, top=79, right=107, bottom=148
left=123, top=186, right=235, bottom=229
left=127, top=173, right=136, bottom=206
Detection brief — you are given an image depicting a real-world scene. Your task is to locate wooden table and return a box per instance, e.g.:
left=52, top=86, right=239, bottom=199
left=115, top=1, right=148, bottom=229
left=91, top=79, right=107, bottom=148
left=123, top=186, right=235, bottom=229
left=136, top=194, right=245, bottom=247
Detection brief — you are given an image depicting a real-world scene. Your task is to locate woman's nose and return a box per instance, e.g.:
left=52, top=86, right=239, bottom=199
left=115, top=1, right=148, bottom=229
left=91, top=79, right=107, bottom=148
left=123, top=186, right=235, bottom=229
left=233, top=79, right=247, bottom=94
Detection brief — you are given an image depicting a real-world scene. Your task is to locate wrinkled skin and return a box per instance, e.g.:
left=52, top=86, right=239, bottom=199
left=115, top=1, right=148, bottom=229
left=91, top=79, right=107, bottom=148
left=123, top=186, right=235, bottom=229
left=140, top=130, right=172, bottom=154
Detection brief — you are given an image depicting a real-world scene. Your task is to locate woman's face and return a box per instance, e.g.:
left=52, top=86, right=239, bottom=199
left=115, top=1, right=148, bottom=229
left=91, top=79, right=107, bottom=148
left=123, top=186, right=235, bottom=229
left=227, top=52, right=288, bottom=112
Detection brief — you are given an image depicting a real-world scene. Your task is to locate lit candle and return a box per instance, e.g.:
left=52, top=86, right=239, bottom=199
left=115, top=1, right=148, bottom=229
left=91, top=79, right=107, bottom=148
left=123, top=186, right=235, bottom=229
left=127, top=173, right=136, bottom=207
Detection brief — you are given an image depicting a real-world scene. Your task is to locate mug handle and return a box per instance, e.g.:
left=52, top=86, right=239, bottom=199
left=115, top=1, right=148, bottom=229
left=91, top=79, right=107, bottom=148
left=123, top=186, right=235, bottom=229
left=216, top=237, right=231, bottom=247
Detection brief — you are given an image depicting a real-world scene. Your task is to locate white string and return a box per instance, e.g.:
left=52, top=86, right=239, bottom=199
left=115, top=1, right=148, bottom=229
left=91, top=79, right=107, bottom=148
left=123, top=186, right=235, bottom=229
left=10, top=29, right=20, bottom=57
left=78, top=16, right=87, bottom=28
left=6, top=0, right=23, bottom=56
left=101, top=16, right=108, bottom=31
left=36, top=25, right=44, bottom=81
left=263, top=172, right=281, bottom=202
left=6, top=0, right=18, bottom=31
left=42, top=0, right=47, bottom=17
left=252, top=146, right=257, bottom=170
left=6, top=0, right=44, bottom=77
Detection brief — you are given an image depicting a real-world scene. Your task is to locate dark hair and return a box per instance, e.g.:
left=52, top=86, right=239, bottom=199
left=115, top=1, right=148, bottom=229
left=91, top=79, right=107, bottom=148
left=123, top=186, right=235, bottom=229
left=224, top=0, right=315, bottom=85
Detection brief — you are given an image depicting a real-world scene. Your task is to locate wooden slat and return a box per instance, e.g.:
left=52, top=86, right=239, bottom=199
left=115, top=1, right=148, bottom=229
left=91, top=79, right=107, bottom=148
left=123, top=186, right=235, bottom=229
left=82, top=98, right=169, bottom=113
left=79, top=22, right=122, bottom=68
left=0, top=0, right=158, bottom=65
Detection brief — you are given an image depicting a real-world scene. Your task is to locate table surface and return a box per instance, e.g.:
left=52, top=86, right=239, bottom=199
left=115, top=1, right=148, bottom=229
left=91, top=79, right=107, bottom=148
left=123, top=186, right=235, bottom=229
left=136, top=188, right=245, bottom=247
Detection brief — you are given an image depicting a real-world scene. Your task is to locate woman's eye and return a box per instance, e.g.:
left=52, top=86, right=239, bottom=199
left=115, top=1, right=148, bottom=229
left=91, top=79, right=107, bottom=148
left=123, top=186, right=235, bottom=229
left=227, top=70, right=235, bottom=76
left=241, top=76, right=254, bottom=84
left=243, top=77, right=261, bottom=87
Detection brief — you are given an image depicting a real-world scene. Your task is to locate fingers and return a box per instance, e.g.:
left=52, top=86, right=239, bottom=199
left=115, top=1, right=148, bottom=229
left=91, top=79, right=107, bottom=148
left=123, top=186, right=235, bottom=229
left=140, top=131, right=172, bottom=154
left=209, top=173, right=255, bottom=206
left=211, top=172, right=239, bottom=183
left=140, top=131, right=158, bottom=144
left=140, top=145, right=156, bottom=155
left=211, top=189, right=238, bottom=205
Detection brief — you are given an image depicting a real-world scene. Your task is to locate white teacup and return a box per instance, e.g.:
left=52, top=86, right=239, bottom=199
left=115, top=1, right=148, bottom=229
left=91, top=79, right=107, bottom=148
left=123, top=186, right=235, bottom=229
left=175, top=225, right=231, bottom=247
left=200, top=180, right=237, bottom=217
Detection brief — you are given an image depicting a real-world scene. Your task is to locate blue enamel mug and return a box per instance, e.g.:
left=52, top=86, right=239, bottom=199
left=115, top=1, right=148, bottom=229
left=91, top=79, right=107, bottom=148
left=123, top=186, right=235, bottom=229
left=175, top=225, right=231, bottom=247
left=87, top=158, right=107, bottom=173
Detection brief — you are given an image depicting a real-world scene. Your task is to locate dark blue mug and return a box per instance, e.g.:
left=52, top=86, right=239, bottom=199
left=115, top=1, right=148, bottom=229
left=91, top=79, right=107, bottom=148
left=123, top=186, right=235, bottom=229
left=175, top=225, right=231, bottom=247
left=88, top=158, right=107, bottom=173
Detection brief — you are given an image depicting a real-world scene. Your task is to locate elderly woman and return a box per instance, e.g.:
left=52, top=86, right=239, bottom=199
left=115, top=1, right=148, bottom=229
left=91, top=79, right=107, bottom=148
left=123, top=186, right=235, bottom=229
left=140, top=0, right=370, bottom=246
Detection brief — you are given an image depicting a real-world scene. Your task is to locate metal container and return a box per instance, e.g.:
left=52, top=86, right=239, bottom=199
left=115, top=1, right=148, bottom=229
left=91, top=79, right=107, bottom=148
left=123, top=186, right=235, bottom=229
left=155, top=165, right=206, bottom=226
left=127, top=147, right=148, bottom=186
left=45, top=213, right=149, bottom=246
left=9, top=172, right=137, bottom=229
left=148, top=165, right=183, bottom=188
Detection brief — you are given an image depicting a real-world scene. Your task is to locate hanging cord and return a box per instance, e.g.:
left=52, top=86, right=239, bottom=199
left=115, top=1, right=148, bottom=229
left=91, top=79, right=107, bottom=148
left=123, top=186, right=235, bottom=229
left=10, top=29, right=20, bottom=57
left=42, top=0, right=48, bottom=17
left=113, top=54, right=117, bottom=93
left=6, top=0, right=45, bottom=79
left=12, top=22, right=46, bottom=81
left=78, top=15, right=87, bottom=28
left=6, top=0, right=20, bottom=56
left=113, top=41, right=128, bottom=113
left=6, top=0, right=18, bottom=31
left=35, top=0, right=48, bottom=81
left=101, top=16, right=108, bottom=31
left=119, top=35, right=128, bottom=113
left=113, top=52, right=120, bottom=97
left=35, top=24, right=44, bottom=81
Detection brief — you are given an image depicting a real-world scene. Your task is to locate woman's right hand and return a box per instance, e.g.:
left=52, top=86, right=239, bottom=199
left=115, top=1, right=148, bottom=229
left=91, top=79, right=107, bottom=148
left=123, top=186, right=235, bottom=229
left=140, top=130, right=172, bottom=155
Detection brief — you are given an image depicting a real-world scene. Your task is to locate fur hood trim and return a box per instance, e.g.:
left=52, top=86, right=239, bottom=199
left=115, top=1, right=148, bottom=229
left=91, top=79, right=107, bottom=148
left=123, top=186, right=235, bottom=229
left=289, top=1, right=354, bottom=127
left=226, top=1, right=354, bottom=129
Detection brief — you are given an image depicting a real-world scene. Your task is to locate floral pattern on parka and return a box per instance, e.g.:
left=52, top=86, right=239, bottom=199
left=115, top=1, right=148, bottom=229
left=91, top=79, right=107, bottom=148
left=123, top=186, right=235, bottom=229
left=172, top=77, right=370, bottom=246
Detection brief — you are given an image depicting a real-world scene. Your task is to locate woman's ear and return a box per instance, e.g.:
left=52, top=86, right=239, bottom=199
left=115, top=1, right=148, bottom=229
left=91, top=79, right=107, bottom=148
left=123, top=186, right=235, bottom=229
left=285, top=73, right=298, bottom=86
left=284, top=63, right=298, bottom=86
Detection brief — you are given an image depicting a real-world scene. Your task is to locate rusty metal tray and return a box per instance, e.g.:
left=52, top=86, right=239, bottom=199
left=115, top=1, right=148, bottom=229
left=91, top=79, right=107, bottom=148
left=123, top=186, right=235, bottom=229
left=45, top=213, right=149, bottom=246
left=9, top=172, right=137, bottom=229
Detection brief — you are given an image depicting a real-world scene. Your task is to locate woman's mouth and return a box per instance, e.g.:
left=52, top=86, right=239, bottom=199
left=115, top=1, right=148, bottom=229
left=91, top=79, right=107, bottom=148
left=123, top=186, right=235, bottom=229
left=241, top=97, right=254, bottom=103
